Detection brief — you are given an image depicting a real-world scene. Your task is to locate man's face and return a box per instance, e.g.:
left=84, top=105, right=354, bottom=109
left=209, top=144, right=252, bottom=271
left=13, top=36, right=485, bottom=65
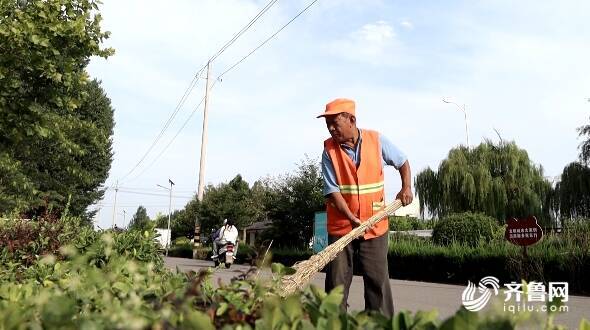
left=325, top=113, right=355, bottom=143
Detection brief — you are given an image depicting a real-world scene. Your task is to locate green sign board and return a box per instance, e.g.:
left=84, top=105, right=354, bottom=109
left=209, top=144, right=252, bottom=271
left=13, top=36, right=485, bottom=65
left=313, top=211, right=328, bottom=253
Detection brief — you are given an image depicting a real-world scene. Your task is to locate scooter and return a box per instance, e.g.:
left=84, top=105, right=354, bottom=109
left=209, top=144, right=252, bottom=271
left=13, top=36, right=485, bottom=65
left=212, top=239, right=235, bottom=268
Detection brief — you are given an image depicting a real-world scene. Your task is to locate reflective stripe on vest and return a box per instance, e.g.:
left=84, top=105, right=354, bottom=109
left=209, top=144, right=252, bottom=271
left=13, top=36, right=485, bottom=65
left=339, top=181, right=385, bottom=194
left=324, top=129, right=388, bottom=239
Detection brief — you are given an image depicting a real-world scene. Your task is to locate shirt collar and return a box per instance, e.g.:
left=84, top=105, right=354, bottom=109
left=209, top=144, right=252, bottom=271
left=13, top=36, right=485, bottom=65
left=340, top=128, right=362, bottom=150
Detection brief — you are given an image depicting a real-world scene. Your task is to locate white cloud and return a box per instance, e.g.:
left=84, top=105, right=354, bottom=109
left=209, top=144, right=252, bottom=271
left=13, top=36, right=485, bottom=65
left=87, top=1, right=590, bottom=229
left=355, top=20, right=395, bottom=43
left=400, top=20, right=414, bottom=30
left=326, top=20, right=405, bottom=66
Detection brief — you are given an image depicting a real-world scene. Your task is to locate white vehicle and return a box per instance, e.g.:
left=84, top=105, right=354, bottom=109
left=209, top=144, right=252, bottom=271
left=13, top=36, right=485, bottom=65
left=212, top=219, right=239, bottom=268
left=155, top=228, right=171, bottom=249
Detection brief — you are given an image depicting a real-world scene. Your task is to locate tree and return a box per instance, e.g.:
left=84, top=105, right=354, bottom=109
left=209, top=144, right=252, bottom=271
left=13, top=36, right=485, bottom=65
left=554, top=162, right=590, bottom=220
left=263, top=157, right=325, bottom=248
left=578, top=117, right=590, bottom=166
left=129, top=206, right=151, bottom=231
left=196, top=175, right=266, bottom=236
left=415, top=141, right=554, bottom=225
left=0, top=0, right=113, bottom=217
left=154, top=208, right=197, bottom=241
left=27, top=80, right=114, bottom=222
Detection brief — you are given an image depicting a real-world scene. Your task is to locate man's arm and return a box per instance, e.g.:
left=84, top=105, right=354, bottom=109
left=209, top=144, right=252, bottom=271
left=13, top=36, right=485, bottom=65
left=396, top=160, right=413, bottom=206
left=379, top=133, right=413, bottom=206
left=328, top=192, right=361, bottom=227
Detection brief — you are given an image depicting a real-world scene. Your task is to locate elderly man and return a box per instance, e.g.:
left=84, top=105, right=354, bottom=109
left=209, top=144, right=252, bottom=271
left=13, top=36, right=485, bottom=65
left=318, top=98, right=413, bottom=316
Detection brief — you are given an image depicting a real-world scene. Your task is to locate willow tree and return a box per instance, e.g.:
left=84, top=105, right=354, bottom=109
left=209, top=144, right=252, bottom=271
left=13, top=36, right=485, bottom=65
left=578, top=117, right=590, bottom=166
left=415, top=141, right=553, bottom=224
left=554, top=162, right=590, bottom=220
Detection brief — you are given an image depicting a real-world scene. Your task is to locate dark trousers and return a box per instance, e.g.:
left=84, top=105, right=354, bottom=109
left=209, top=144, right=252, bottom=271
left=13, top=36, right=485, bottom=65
left=324, top=233, right=394, bottom=317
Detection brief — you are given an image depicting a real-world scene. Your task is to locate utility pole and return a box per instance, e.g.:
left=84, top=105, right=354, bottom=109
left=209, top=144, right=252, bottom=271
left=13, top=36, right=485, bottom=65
left=122, top=210, right=126, bottom=229
left=111, top=180, right=119, bottom=228
left=197, top=61, right=212, bottom=201
left=158, top=178, right=175, bottom=257
left=194, top=61, right=211, bottom=255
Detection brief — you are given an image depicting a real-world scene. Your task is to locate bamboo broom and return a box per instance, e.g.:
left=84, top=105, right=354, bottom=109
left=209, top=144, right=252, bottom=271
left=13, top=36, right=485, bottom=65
left=279, top=199, right=403, bottom=296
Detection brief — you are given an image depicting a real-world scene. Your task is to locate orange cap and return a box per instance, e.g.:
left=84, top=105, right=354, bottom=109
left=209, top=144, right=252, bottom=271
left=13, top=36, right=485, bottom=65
left=317, top=98, right=356, bottom=118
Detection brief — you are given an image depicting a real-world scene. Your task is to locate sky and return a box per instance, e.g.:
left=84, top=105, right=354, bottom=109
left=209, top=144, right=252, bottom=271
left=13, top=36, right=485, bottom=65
left=87, top=0, right=590, bottom=230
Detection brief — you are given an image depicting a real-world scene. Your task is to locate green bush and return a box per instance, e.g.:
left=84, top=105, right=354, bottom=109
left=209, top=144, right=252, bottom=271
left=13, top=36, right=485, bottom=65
left=168, top=236, right=195, bottom=258
left=389, top=216, right=434, bottom=231
left=236, top=243, right=257, bottom=265
left=0, top=216, right=164, bottom=280
left=432, top=212, right=500, bottom=246
left=168, top=244, right=194, bottom=259
left=388, top=231, right=590, bottom=295
left=0, top=216, right=586, bottom=328
left=173, top=236, right=192, bottom=246
left=271, top=248, right=313, bottom=266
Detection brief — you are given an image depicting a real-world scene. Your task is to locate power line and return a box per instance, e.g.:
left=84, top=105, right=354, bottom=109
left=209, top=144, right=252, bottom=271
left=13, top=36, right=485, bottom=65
left=119, top=67, right=205, bottom=183
left=218, top=0, right=320, bottom=80
left=113, top=189, right=194, bottom=199
left=209, top=0, right=280, bottom=63
left=118, top=0, right=280, bottom=183
left=96, top=204, right=188, bottom=207
left=104, top=186, right=196, bottom=193
left=128, top=86, right=213, bottom=182
left=122, top=0, right=321, bottom=193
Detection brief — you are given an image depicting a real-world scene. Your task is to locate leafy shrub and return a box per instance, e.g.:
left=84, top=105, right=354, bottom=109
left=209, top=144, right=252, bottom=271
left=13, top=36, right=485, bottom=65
left=389, top=216, right=434, bottom=231
left=0, top=216, right=585, bottom=328
left=168, top=245, right=195, bottom=259
left=169, top=237, right=195, bottom=258
left=389, top=232, right=590, bottom=295
left=0, top=215, right=82, bottom=266
left=0, top=216, right=164, bottom=280
left=173, top=236, right=192, bottom=245
left=432, top=212, right=500, bottom=246
left=561, top=218, right=590, bottom=247
left=271, top=248, right=313, bottom=266
left=236, top=243, right=257, bottom=265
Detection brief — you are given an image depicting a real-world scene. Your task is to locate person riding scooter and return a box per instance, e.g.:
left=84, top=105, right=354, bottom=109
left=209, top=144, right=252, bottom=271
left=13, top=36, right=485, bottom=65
left=212, top=218, right=238, bottom=259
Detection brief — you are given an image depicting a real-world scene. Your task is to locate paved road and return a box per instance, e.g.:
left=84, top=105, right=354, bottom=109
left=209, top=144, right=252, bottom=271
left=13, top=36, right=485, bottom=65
left=165, top=257, right=589, bottom=329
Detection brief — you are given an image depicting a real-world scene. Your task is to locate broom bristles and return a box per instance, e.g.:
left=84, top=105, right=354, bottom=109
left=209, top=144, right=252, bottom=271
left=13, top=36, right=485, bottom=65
left=279, top=200, right=403, bottom=296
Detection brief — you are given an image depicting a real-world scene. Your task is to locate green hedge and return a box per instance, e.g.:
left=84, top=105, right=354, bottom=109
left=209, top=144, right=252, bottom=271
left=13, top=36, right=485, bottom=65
left=270, top=247, right=314, bottom=267
left=389, top=216, right=434, bottom=231
left=388, top=232, right=590, bottom=295
left=432, top=212, right=501, bottom=246
left=167, top=244, right=194, bottom=259
left=264, top=229, right=590, bottom=295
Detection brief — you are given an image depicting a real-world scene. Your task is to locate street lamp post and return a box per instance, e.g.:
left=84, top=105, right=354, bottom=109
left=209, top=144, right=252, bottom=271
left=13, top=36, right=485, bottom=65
left=157, top=178, right=175, bottom=257
left=442, top=98, right=470, bottom=147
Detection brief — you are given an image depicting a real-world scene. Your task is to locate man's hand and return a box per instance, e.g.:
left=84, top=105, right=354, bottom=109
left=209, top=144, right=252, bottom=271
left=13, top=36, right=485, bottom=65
left=348, top=215, right=362, bottom=227
left=396, top=186, right=413, bottom=206
left=397, top=160, right=413, bottom=206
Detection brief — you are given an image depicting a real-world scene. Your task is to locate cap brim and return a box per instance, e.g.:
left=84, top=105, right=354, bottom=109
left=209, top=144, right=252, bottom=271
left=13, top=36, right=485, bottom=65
left=316, top=112, right=340, bottom=119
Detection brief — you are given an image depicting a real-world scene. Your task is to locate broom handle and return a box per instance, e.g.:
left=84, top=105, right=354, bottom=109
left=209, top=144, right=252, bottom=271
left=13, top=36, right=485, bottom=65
left=312, top=199, right=403, bottom=263
left=279, top=200, right=404, bottom=295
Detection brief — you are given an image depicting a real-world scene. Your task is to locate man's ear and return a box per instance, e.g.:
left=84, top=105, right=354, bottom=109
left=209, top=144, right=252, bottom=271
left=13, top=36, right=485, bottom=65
left=350, top=115, right=357, bottom=125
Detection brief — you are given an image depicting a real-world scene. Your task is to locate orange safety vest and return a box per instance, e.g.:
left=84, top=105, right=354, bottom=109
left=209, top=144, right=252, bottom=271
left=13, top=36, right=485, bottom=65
left=324, top=129, right=388, bottom=239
